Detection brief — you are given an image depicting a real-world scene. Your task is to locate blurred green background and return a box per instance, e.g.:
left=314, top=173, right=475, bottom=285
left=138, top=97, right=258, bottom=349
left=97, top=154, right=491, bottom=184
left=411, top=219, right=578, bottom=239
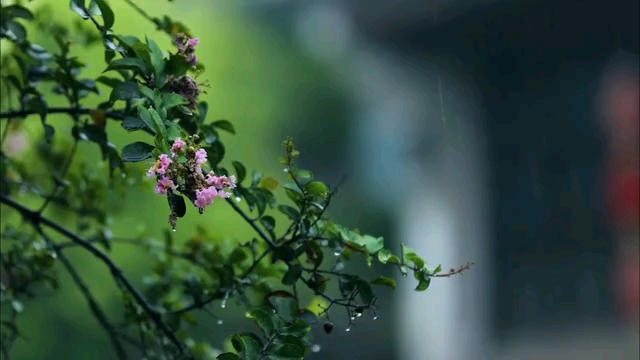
left=1, top=1, right=355, bottom=359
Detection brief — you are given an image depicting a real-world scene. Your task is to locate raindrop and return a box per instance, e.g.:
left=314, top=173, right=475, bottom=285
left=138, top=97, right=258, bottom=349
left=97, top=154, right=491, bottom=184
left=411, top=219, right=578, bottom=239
left=235, top=197, right=241, bottom=202
left=172, top=228, right=177, bottom=232
left=356, top=313, right=362, bottom=318
left=310, top=344, right=321, bottom=353
left=373, top=316, right=378, bottom=320
left=220, top=301, right=226, bottom=309
left=333, top=251, right=341, bottom=256
left=345, top=326, right=351, bottom=332
left=217, top=319, right=223, bottom=325
left=283, top=168, right=289, bottom=172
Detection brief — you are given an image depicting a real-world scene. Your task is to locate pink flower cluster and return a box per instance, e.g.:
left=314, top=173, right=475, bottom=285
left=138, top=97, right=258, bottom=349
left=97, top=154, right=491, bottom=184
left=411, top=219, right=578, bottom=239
left=175, top=33, right=199, bottom=66
left=147, top=137, right=237, bottom=211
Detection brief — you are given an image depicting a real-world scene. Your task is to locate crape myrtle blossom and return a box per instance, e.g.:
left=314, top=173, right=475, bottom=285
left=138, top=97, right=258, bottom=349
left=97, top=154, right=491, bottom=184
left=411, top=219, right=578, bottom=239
left=147, top=137, right=237, bottom=222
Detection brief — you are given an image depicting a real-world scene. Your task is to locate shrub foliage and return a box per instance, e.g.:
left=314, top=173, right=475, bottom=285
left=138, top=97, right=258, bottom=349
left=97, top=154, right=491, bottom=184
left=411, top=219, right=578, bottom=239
left=0, top=1, right=472, bottom=359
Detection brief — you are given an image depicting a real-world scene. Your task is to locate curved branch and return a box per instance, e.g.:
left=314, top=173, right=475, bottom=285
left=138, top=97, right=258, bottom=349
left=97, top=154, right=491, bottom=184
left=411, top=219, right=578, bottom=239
left=37, top=226, right=130, bottom=360
left=0, top=195, right=192, bottom=359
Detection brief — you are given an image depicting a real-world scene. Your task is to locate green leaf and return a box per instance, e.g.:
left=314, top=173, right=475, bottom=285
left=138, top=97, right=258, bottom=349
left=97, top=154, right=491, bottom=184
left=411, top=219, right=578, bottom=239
left=377, top=249, right=401, bottom=264
left=96, top=76, right=121, bottom=88
left=305, top=181, right=328, bottom=198
left=3, top=5, right=34, bottom=21
left=232, top=161, right=247, bottom=184
left=260, top=216, right=276, bottom=232
left=121, top=142, right=155, bottom=162
left=360, top=235, right=385, bottom=254
left=271, top=246, right=296, bottom=263
left=402, top=245, right=425, bottom=269
left=104, top=58, right=149, bottom=76
left=161, top=93, right=187, bottom=110
left=200, top=125, right=219, bottom=144
left=70, top=0, right=90, bottom=19
left=92, top=0, right=114, bottom=30
left=282, top=184, right=303, bottom=205
left=212, top=120, right=235, bottom=134
left=356, top=280, right=374, bottom=304
left=246, top=308, right=275, bottom=337
left=168, top=192, right=186, bottom=218
left=166, top=122, right=181, bottom=141
left=259, top=177, right=279, bottom=191
left=148, top=108, right=167, bottom=138
left=371, top=276, right=397, bottom=290
left=206, top=141, right=226, bottom=168
left=294, top=170, right=313, bottom=179
left=4, top=21, right=26, bottom=42
left=138, top=84, right=156, bottom=101
left=338, top=276, right=356, bottom=298
left=277, top=205, right=300, bottom=222
left=294, top=310, right=318, bottom=326
left=217, top=353, right=241, bottom=360
left=146, top=36, right=166, bottom=86
left=231, top=333, right=262, bottom=360
left=137, top=106, right=156, bottom=134
left=281, top=264, right=302, bottom=286
left=121, top=116, right=149, bottom=131
left=414, top=269, right=431, bottom=291
left=268, top=294, right=298, bottom=322
left=266, top=335, right=305, bottom=358
left=165, top=53, right=193, bottom=77
left=109, top=80, right=141, bottom=102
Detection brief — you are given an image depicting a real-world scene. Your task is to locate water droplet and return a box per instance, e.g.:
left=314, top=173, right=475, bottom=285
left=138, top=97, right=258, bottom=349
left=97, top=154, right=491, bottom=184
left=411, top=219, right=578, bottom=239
left=333, top=251, right=341, bottom=256
left=310, top=344, right=321, bottom=353
left=350, top=316, right=355, bottom=321
left=373, top=316, right=378, bottom=320
left=220, top=301, right=226, bottom=309
left=172, top=228, right=177, bottom=232
left=356, top=313, right=362, bottom=318
left=235, top=197, right=241, bottom=202
left=217, top=319, right=223, bottom=325
left=283, top=168, right=289, bottom=172
left=345, top=327, right=351, bottom=332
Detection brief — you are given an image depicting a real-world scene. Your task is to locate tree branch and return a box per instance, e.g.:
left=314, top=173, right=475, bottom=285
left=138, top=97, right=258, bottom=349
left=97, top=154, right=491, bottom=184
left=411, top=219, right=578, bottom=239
left=0, top=107, right=125, bottom=121
left=37, top=226, right=130, bottom=360
left=0, top=195, right=192, bottom=359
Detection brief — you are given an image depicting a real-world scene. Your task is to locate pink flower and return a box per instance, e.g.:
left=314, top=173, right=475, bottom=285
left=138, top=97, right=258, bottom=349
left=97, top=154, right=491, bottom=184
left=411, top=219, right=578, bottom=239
left=187, top=38, right=200, bottom=48
left=217, top=189, right=232, bottom=198
left=205, top=173, right=237, bottom=190
left=155, top=177, right=177, bottom=194
left=194, top=186, right=218, bottom=209
left=172, top=138, right=186, bottom=153
left=147, top=153, right=173, bottom=177
left=195, top=148, right=207, bottom=166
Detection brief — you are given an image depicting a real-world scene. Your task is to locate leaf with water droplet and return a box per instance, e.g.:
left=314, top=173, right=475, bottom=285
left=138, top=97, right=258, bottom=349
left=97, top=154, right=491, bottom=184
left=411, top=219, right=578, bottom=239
left=246, top=307, right=276, bottom=337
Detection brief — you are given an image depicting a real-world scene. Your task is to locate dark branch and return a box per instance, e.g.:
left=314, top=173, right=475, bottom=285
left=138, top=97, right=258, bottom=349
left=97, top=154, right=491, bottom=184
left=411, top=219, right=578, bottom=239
left=37, top=226, right=130, bottom=360
left=0, top=195, right=192, bottom=359
left=0, top=107, right=125, bottom=121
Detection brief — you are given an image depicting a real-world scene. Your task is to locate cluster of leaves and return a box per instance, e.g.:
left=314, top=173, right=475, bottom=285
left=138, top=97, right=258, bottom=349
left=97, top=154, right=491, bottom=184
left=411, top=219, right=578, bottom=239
left=0, top=1, right=472, bottom=360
